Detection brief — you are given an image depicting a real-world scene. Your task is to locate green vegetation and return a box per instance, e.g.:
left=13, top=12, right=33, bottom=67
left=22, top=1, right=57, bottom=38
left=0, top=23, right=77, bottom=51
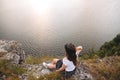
left=98, top=34, right=120, bottom=58
left=79, top=48, right=99, bottom=59
left=0, top=59, right=26, bottom=80
left=80, top=34, right=120, bottom=59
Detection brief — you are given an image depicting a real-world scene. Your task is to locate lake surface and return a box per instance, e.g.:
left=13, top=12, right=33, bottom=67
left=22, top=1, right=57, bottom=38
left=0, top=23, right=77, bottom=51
left=0, top=0, right=120, bottom=56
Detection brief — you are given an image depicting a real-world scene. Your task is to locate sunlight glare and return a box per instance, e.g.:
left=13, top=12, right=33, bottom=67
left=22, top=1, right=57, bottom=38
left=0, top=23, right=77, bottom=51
left=28, top=0, right=52, bottom=14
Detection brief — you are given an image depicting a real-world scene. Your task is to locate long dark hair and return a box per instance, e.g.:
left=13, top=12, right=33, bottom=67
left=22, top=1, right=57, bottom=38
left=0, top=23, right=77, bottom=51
left=65, top=43, right=77, bottom=66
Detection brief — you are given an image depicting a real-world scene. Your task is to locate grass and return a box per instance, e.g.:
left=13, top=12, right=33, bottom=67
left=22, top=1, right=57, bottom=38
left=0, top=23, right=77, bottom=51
left=28, top=71, right=75, bottom=80
left=38, top=72, right=62, bottom=80
left=1, top=54, right=120, bottom=80
left=83, top=56, right=120, bottom=80
left=0, top=59, right=26, bottom=80
left=25, top=54, right=62, bottom=64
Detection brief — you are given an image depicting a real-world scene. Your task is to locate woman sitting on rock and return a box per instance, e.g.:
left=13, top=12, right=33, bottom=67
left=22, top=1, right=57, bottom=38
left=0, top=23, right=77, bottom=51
left=43, top=43, right=82, bottom=78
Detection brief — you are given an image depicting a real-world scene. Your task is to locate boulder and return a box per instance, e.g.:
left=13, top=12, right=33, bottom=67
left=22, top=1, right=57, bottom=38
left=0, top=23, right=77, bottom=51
left=0, top=40, right=26, bottom=65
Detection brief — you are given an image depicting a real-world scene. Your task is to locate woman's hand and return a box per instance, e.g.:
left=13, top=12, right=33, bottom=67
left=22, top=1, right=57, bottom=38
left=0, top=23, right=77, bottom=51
left=76, top=46, right=83, bottom=55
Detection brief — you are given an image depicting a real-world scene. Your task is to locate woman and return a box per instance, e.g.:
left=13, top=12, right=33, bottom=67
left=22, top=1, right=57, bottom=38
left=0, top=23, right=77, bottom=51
left=43, top=43, right=82, bottom=78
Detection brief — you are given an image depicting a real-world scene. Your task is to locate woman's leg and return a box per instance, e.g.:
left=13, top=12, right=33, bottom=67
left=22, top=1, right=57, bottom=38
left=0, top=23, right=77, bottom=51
left=46, top=58, right=60, bottom=69
left=51, top=58, right=60, bottom=64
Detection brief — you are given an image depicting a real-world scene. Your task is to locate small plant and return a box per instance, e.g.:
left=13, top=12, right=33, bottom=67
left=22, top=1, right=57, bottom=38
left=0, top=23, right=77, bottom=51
left=0, top=59, right=26, bottom=80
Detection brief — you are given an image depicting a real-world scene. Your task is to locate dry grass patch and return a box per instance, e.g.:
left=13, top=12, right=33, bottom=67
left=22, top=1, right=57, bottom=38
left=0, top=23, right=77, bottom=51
left=25, top=55, right=61, bottom=64
left=83, top=56, right=120, bottom=80
left=0, top=59, right=26, bottom=80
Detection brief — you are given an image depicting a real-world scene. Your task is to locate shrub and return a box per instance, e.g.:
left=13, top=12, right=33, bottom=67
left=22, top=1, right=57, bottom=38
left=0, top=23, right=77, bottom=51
left=98, top=34, right=120, bottom=58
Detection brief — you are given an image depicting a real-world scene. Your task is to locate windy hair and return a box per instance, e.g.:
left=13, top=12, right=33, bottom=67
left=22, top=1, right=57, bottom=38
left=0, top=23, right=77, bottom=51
left=65, top=43, right=77, bottom=65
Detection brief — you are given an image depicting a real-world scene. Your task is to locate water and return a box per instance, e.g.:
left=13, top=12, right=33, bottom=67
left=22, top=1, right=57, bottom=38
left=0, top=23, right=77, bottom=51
left=0, top=0, right=120, bottom=56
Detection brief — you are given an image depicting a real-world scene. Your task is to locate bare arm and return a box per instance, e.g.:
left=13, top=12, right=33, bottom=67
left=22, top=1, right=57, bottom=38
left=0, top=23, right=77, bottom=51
left=56, top=64, right=66, bottom=72
left=76, top=46, right=83, bottom=58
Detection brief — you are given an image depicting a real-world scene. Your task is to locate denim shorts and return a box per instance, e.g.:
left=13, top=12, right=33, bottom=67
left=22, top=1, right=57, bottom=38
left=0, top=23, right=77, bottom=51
left=56, top=59, right=63, bottom=70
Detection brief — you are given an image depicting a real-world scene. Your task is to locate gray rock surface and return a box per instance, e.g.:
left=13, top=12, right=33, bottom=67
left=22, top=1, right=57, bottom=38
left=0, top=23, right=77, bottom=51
left=0, top=40, right=25, bottom=64
left=73, top=62, right=93, bottom=80
left=21, top=64, right=51, bottom=79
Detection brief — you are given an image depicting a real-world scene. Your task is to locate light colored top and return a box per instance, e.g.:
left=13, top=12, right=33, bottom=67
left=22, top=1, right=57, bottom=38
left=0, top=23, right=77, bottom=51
left=63, top=57, right=76, bottom=72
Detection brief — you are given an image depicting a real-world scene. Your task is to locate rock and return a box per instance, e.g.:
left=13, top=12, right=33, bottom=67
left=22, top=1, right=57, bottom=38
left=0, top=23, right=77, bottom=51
left=0, top=71, right=6, bottom=80
left=0, top=40, right=52, bottom=80
left=41, top=68, right=51, bottom=75
left=0, top=40, right=26, bottom=65
left=73, top=62, right=93, bottom=80
left=19, top=74, right=28, bottom=80
left=0, top=49, right=8, bottom=57
left=96, top=58, right=103, bottom=63
left=3, top=52, right=20, bottom=64
left=21, top=64, right=51, bottom=79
